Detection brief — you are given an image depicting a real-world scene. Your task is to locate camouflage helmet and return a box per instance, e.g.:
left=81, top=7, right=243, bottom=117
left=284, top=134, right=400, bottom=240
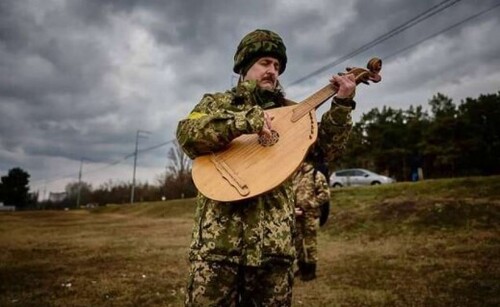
left=233, top=29, right=287, bottom=75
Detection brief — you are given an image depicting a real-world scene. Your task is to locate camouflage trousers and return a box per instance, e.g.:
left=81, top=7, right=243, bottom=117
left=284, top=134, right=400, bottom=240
left=185, top=260, right=293, bottom=306
left=294, top=214, right=319, bottom=264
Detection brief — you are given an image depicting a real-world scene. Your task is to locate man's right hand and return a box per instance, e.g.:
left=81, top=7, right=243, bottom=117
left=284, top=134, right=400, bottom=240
left=259, top=111, right=274, bottom=137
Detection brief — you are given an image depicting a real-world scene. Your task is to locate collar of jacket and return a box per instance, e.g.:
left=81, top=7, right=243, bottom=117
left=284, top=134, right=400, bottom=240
left=301, top=162, right=314, bottom=173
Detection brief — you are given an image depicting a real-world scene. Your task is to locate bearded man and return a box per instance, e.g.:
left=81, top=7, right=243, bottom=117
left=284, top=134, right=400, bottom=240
left=177, top=29, right=356, bottom=306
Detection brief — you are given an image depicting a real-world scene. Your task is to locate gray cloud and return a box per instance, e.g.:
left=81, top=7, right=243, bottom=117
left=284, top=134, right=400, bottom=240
left=1, top=0, right=499, bottom=194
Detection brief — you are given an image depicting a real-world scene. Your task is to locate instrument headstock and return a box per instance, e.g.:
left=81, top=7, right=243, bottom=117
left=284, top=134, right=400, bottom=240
left=341, top=57, right=382, bottom=85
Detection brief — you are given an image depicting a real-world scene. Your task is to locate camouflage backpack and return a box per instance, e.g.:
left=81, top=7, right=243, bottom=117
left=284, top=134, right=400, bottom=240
left=313, top=163, right=331, bottom=227
left=308, top=148, right=331, bottom=226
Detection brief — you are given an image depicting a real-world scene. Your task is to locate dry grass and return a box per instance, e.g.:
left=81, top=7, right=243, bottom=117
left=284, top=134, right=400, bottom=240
left=1, top=176, right=499, bottom=306
left=0, top=210, right=192, bottom=306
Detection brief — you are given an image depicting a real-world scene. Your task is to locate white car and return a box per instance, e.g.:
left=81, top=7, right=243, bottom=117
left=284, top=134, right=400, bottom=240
left=330, top=168, right=395, bottom=187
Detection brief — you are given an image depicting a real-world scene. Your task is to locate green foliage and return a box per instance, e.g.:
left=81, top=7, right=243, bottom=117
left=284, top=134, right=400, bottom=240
left=0, top=167, right=31, bottom=209
left=337, top=91, right=500, bottom=180
left=325, top=176, right=500, bottom=238
left=1, top=176, right=499, bottom=306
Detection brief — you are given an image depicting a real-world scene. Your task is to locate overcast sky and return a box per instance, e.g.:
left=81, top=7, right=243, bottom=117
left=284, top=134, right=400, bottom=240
left=1, top=0, right=499, bottom=199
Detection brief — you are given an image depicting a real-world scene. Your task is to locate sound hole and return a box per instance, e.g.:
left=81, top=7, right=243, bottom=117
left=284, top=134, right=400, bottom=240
left=258, top=130, right=279, bottom=147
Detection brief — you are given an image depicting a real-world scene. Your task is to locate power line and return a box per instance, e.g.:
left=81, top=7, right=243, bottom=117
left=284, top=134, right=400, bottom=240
left=83, top=139, right=176, bottom=176
left=31, top=171, right=79, bottom=186
left=289, top=0, right=463, bottom=86
left=29, top=1, right=492, bottom=190
left=138, top=139, right=176, bottom=154
left=29, top=152, right=134, bottom=186
left=383, top=2, right=500, bottom=60
left=30, top=138, right=175, bottom=187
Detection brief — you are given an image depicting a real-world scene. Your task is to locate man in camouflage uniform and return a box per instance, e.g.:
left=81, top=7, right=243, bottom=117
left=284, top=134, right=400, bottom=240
left=177, top=29, right=356, bottom=306
left=293, top=161, right=330, bottom=281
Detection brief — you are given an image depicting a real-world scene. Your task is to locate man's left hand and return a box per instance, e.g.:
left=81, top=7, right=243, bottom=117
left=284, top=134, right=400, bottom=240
left=330, top=74, right=356, bottom=99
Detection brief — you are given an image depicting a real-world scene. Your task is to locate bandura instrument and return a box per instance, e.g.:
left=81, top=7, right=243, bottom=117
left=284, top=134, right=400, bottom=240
left=192, top=58, right=382, bottom=202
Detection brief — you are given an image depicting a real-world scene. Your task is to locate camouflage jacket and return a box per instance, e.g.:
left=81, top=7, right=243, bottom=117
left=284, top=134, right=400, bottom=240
left=176, top=80, right=353, bottom=266
left=293, top=162, right=330, bottom=218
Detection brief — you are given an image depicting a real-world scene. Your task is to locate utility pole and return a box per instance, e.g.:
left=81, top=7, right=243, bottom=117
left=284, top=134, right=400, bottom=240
left=77, top=158, right=84, bottom=208
left=42, top=180, right=47, bottom=203
left=131, top=130, right=151, bottom=204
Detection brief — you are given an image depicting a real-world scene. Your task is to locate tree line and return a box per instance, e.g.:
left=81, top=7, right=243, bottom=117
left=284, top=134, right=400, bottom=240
left=335, top=91, right=500, bottom=181
left=0, top=142, right=196, bottom=209
left=0, top=168, right=37, bottom=210
left=1, top=90, right=499, bottom=209
left=47, top=142, right=196, bottom=209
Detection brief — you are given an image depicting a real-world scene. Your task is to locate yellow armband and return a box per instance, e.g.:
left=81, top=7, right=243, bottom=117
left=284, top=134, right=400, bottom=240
left=187, top=112, right=207, bottom=120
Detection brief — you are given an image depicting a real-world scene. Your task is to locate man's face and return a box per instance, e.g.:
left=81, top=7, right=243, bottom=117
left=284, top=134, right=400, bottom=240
left=243, top=57, right=280, bottom=91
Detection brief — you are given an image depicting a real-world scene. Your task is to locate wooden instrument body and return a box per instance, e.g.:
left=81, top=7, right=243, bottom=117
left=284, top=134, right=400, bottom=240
left=191, top=57, right=382, bottom=202
left=192, top=105, right=317, bottom=202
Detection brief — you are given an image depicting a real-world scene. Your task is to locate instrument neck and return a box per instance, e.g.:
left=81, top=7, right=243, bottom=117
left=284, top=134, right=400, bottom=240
left=291, top=85, right=337, bottom=122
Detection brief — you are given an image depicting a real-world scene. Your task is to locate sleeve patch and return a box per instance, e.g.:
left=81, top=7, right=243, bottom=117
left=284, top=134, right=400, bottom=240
left=187, top=112, right=207, bottom=120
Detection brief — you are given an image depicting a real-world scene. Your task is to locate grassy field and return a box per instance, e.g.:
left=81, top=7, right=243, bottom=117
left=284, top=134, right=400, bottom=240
left=1, top=176, right=499, bottom=306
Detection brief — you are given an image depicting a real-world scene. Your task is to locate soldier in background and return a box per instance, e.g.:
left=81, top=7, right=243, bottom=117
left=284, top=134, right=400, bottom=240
left=177, top=29, right=356, bottom=306
left=293, top=160, right=331, bottom=281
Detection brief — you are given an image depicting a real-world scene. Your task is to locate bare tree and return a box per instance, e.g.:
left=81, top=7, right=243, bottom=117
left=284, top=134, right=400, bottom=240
left=166, top=140, right=192, bottom=178
left=161, top=141, right=196, bottom=199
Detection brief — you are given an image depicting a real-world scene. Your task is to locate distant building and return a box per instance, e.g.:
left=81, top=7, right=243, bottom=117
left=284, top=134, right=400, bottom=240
left=0, top=202, right=16, bottom=211
left=49, top=192, right=67, bottom=202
